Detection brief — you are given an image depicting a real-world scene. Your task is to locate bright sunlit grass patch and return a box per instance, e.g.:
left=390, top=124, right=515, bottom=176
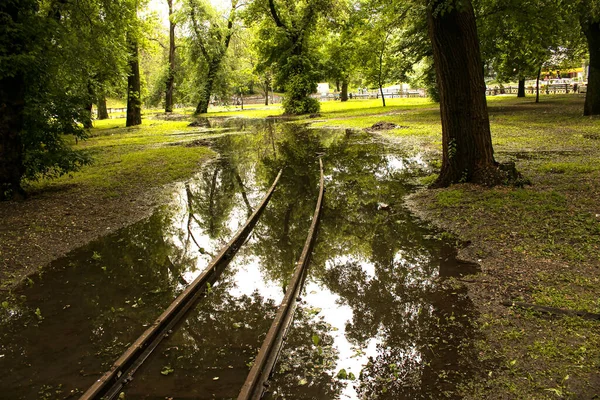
left=27, top=117, right=216, bottom=197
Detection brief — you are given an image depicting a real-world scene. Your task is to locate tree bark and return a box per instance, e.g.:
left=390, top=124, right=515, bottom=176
left=0, top=73, right=26, bottom=200
left=165, top=0, right=176, bottom=113
left=0, top=3, right=28, bottom=200
left=83, top=82, right=94, bottom=129
left=582, top=18, right=600, bottom=116
left=341, top=80, right=349, bottom=102
left=517, top=78, right=526, bottom=97
left=195, top=59, right=220, bottom=114
left=379, top=84, right=386, bottom=107
left=427, top=0, right=502, bottom=187
left=536, top=66, right=541, bottom=103
left=126, top=34, right=142, bottom=127
left=97, top=95, right=109, bottom=120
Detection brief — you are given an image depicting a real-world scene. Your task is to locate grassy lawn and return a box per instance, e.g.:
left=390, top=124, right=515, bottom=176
left=25, top=118, right=216, bottom=198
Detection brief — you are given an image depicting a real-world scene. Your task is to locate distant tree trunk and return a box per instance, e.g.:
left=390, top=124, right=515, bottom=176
left=97, top=95, right=109, bottom=120
left=83, top=82, right=94, bottom=129
left=83, top=102, right=93, bottom=129
left=582, top=18, right=600, bottom=116
left=379, top=84, right=386, bottom=107
left=126, top=34, right=142, bottom=127
left=165, top=0, right=176, bottom=113
left=341, top=80, right=349, bottom=102
left=517, top=78, right=526, bottom=97
left=427, top=0, right=504, bottom=187
left=263, top=78, right=270, bottom=105
left=536, top=67, right=541, bottom=103
left=0, top=73, right=26, bottom=200
left=195, top=60, right=220, bottom=114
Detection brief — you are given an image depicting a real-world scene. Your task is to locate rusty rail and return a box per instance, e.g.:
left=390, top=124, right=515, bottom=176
left=237, top=158, right=325, bottom=400
left=80, top=170, right=283, bottom=400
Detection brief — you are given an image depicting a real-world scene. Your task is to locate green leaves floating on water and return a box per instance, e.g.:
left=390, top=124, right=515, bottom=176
left=160, top=365, right=174, bottom=376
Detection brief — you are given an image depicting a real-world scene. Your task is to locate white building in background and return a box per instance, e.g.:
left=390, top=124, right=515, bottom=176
left=317, top=83, right=330, bottom=96
left=381, top=84, right=410, bottom=94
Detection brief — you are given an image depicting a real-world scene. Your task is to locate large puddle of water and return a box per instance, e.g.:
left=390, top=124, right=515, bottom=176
left=0, top=120, right=480, bottom=399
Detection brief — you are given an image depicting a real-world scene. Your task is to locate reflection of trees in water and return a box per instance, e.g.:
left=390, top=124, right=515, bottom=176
left=0, top=208, right=199, bottom=398
left=267, top=305, right=343, bottom=399
left=261, top=130, right=482, bottom=398
left=249, top=125, right=324, bottom=285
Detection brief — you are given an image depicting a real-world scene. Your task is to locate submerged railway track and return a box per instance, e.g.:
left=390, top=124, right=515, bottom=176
left=80, top=160, right=325, bottom=400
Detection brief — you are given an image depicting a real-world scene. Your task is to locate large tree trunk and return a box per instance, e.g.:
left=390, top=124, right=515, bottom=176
left=126, top=35, right=142, bottom=127
left=582, top=18, right=600, bottom=116
left=341, top=80, right=349, bottom=102
left=165, top=0, right=175, bottom=113
left=0, top=3, right=28, bottom=200
left=195, top=60, right=220, bottom=115
left=517, top=78, right=526, bottom=98
left=97, top=95, right=109, bottom=120
left=427, top=0, right=502, bottom=187
left=0, top=74, right=26, bottom=200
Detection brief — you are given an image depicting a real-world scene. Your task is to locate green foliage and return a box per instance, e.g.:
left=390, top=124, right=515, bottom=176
left=282, top=75, right=320, bottom=114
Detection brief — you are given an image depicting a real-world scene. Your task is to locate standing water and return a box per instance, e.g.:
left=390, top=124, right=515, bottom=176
left=0, top=120, right=480, bottom=399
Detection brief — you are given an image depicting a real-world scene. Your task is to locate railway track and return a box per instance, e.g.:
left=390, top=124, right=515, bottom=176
left=238, top=158, right=324, bottom=400
left=80, top=159, right=325, bottom=400
left=80, top=170, right=283, bottom=400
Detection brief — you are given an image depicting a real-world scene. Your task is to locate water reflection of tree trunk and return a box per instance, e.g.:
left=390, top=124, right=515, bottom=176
left=185, top=183, right=214, bottom=257
left=208, top=167, right=219, bottom=236
left=166, top=256, right=189, bottom=286
left=282, top=204, right=293, bottom=239
left=234, top=170, right=253, bottom=217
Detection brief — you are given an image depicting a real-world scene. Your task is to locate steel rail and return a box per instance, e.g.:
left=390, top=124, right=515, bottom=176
left=237, top=158, right=325, bottom=400
left=80, top=169, right=283, bottom=400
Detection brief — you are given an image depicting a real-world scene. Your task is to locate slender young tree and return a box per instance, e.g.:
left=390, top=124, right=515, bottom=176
left=187, top=0, right=237, bottom=114
left=126, top=33, right=143, bottom=127
left=427, top=0, right=505, bottom=187
left=165, top=0, right=177, bottom=112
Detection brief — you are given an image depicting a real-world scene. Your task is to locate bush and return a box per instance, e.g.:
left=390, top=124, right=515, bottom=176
left=282, top=75, right=320, bottom=115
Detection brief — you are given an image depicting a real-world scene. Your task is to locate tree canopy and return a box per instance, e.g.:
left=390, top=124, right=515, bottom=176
left=1, top=0, right=598, bottom=198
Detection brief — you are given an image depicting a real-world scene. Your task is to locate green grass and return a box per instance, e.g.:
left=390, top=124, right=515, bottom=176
left=25, top=117, right=216, bottom=197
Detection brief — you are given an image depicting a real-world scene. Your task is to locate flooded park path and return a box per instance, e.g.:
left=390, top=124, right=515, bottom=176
left=0, top=119, right=482, bottom=399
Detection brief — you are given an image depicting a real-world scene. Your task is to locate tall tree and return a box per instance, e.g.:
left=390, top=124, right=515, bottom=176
left=580, top=0, right=600, bottom=115
left=1, top=0, right=133, bottom=200
left=427, top=0, right=505, bottom=187
left=246, top=0, right=331, bottom=114
left=476, top=0, right=581, bottom=100
left=165, top=0, right=177, bottom=112
left=126, top=32, right=143, bottom=126
left=187, top=0, right=237, bottom=114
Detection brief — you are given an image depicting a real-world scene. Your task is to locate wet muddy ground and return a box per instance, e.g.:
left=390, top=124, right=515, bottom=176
left=1, top=120, right=482, bottom=399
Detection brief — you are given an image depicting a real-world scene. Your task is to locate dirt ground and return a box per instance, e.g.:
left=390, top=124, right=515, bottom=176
left=0, top=185, right=171, bottom=290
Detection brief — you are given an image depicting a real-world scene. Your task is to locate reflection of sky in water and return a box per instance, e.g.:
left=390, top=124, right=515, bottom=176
left=226, top=255, right=283, bottom=302
left=304, top=247, right=436, bottom=398
left=302, top=276, right=379, bottom=399
left=162, top=166, right=263, bottom=288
